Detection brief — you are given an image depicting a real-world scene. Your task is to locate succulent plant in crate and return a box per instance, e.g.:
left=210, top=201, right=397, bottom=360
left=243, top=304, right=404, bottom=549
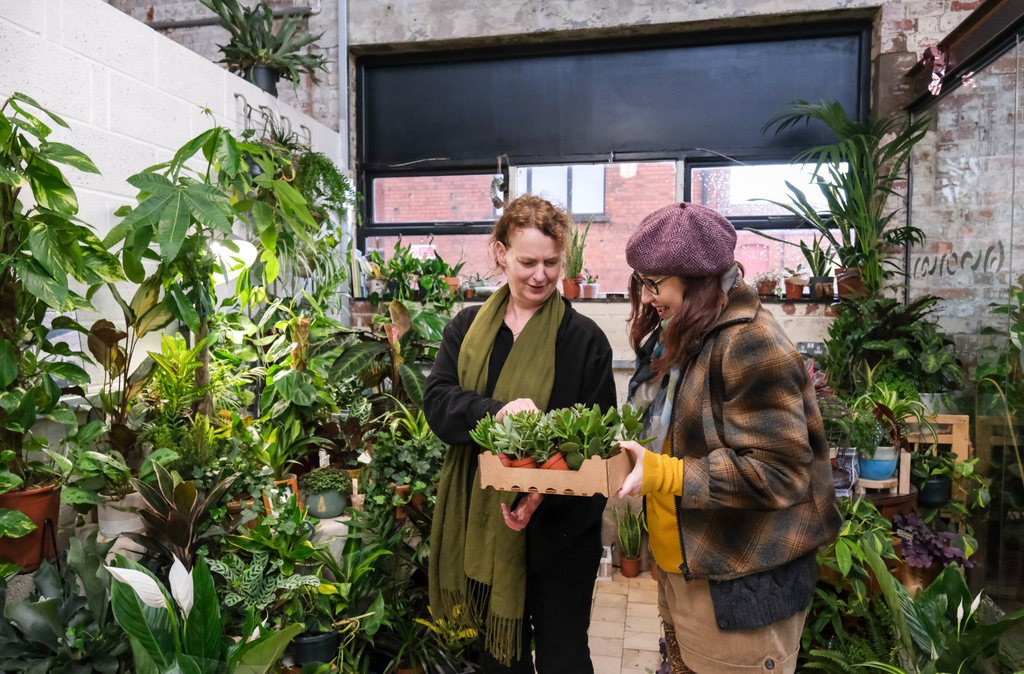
left=552, top=404, right=624, bottom=470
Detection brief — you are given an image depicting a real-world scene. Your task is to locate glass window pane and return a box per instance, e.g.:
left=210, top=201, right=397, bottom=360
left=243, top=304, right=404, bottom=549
left=371, top=234, right=505, bottom=288
left=735, top=229, right=837, bottom=277
left=373, top=174, right=500, bottom=223
left=528, top=166, right=569, bottom=209
left=691, top=164, right=837, bottom=217
left=571, top=165, right=605, bottom=214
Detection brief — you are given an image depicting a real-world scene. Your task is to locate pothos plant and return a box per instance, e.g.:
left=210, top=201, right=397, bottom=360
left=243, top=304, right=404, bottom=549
left=0, top=94, right=125, bottom=497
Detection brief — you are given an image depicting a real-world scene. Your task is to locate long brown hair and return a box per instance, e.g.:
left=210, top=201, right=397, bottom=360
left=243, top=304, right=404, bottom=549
left=628, top=266, right=743, bottom=377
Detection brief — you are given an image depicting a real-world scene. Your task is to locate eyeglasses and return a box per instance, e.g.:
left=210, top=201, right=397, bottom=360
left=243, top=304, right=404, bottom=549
left=631, top=271, right=671, bottom=296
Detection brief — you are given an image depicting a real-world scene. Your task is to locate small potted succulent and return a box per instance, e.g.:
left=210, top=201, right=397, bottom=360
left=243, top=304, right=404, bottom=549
left=470, top=413, right=535, bottom=467
left=581, top=269, right=600, bottom=299
left=298, top=466, right=354, bottom=519
left=783, top=266, right=809, bottom=300
left=614, top=502, right=645, bottom=578
left=752, top=270, right=782, bottom=297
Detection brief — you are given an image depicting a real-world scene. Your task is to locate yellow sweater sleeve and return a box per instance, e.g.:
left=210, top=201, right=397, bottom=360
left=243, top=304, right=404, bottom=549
left=640, top=450, right=685, bottom=497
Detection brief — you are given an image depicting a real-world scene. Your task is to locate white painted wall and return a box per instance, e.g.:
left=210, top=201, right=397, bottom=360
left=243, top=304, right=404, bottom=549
left=0, top=0, right=343, bottom=379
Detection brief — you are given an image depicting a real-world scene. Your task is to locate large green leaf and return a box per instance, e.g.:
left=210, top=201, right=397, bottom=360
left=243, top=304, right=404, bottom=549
left=0, top=508, right=36, bottom=538
left=399, top=362, right=426, bottom=408
left=0, top=167, right=26, bottom=187
left=236, top=622, right=304, bottom=674
left=4, top=596, right=62, bottom=650
left=136, top=302, right=174, bottom=338
left=27, top=160, right=77, bottom=214
left=183, top=183, right=231, bottom=233
left=60, top=486, right=104, bottom=505
left=13, top=93, right=69, bottom=129
left=16, top=258, right=72, bottom=312
left=130, top=275, right=163, bottom=320
left=183, top=556, right=223, bottom=664
left=0, top=470, right=22, bottom=494
left=80, top=248, right=126, bottom=284
left=127, top=172, right=175, bottom=194
left=158, top=192, right=190, bottom=263
left=27, top=222, right=70, bottom=280
left=45, top=361, right=90, bottom=385
left=215, top=127, right=241, bottom=176
left=41, top=142, right=100, bottom=174
left=0, top=339, right=16, bottom=388
left=109, top=557, right=175, bottom=670
left=111, top=191, right=174, bottom=248
left=330, top=341, right=386, bottom=380
left=168, top=284, right=201, bottom=334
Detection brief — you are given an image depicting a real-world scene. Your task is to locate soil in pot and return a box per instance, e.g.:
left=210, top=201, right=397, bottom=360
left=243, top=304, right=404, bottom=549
left=917, top=478, right=952, bottom=508
left=809, top=276, right=835, bottom=301
left=247, top=64, right=279, bottom=97
left=562, top=278, right=581, bottom=299
left=620, top=558, right=641, bottom=578
left=304, top=489, right=348, bottom=519
left=291, top=630, right=341, bottom=665
left=540, top=452, right=568, bottom=470
left=509, top=457, right=538, bottom=469
left=0, top=484, right=61, bottom=572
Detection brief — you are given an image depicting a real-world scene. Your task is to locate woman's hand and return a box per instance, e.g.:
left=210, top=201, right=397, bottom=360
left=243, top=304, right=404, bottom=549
left=496, top=398, right=539, bottom=422
left=615, top=441, right=648, bottom=499
left=501, top=493, right=543, bottom=531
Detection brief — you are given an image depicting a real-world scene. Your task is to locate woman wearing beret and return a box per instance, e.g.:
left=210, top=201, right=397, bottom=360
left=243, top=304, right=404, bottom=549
left=614, top=203, right=841, bottom=674
left=424, top=194, right=616, bottom=674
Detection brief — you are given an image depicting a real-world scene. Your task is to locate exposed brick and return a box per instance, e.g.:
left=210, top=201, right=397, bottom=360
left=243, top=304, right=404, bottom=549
left=950, top=1, right=983, bottom=11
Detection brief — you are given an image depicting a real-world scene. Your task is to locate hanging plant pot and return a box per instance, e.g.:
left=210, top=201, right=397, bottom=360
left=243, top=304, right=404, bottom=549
left=836, top=267, right=865, bottom=298
left=0, top=484, right=61, bottom=572
left=620, top=557, right=640, bottom=578
left=917, top=478, right=952, bottom=508
left=291, top=630, right=340, bottom=665
left=808, top=276, right=835, bottom=302
left=247, top=64, right=279, bottom=97
left=97, top=491, right=146, bottom=538
left=562, top=278, right=581, bottom=299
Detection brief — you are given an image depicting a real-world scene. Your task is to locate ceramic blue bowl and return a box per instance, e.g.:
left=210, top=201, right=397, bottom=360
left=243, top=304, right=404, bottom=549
left=858, top=458, right=897, bottom=481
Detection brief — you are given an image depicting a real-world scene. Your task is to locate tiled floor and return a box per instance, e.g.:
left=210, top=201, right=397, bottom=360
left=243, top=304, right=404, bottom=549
left=589, top=570, right=665, bottom=674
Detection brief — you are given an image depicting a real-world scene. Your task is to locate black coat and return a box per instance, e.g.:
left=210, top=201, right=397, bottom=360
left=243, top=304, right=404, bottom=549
left=423, top=297, right=617, bottom=570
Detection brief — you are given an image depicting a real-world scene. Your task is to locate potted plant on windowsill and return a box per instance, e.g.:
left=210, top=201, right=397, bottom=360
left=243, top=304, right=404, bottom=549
left=614, top=502, right=645, bottom=578
left=299, top=466, right=354, bottom=519
left=562, top=217, right=592, bottom=299
left=582, top=269, right=600, bottom=299
left=752, top=270, right=782, bottom=298
left=200, top=0, right=329, bottom=98
left=783, top=266, right=809, bottom=300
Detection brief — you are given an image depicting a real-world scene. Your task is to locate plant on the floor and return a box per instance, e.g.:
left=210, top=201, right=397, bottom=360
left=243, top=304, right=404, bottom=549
left=0, top=533, right=131, bottom=673
left=299, top=466, right=354, bottom=497
left=225, top=494, right=330, bottom=575
left=200, top=0, right=328, bottom=90
left=818, top=497, right=896, bottom=605
left=107, top=554, right=303, bottom=674
left=0, top=93, right=122, bottom=497
left=760, top=100, right=929, bottom=297
left=802, top=596, right=899, bottom=673
left=614, top=502, right=645, bottom=561
left=892, top=511, right=973, bottom=570
left=208, top=551, right=320, bottom=617
left=417, top=606, right=478, bottom=670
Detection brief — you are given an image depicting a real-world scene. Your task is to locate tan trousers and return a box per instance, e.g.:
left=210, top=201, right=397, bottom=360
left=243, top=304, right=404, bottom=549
left=656, top=565, right=805, bottom=674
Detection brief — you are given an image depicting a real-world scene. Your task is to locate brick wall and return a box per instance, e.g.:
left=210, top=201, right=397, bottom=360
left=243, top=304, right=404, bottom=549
left=107, top=0, right=341, bottom=131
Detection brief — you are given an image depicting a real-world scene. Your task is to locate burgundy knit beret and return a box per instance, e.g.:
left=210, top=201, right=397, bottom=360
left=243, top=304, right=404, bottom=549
left=625, top=202, right=736, bottom=277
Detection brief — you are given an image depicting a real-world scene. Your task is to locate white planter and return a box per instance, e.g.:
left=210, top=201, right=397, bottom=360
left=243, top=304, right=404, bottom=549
left=582, top=283, right=600, bottom=299
left=97, top=491, right=146, bottom=538
left=367, top=279, right=385, bottom=296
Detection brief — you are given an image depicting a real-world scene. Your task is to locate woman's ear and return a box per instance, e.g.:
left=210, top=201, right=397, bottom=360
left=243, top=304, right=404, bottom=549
left=495, top=241, right=508, bottom=270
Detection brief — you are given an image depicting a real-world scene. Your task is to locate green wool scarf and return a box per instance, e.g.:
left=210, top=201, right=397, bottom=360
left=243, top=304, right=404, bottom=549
left=428, top=284, right=565, bottom=666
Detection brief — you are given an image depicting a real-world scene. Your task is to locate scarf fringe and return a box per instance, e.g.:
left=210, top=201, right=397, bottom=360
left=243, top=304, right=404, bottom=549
left=484, top=612, right=523, bottom=668
left=438, top=582, right=520, bottom=667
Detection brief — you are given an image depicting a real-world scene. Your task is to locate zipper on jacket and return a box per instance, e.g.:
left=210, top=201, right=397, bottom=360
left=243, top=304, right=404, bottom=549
left=668, top=316, right=750, bottom=583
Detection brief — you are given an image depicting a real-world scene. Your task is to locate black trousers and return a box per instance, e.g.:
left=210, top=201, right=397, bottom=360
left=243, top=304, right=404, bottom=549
left=482, top=523, right=603, bottom=674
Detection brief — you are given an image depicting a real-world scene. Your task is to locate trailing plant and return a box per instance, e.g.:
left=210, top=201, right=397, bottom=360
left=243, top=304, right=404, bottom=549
left=564, top=217, right=593, bottom=280
left=0, top=92, right=122, bottom=485
left=758, top=100, right=929, bottom=296
left=107, top=553, right=303, bottom=674
left=0, top=533, right=131, bottom=674
left=892, top=511, right=973, bottom=570
left=752, top=269, right=783, bottom=287
left=613, top=502, right=645, bottom=561
left=910, top=453, right=990, bottom=536
left=0, top=450, right=35, bottom=539
left=365, top=414, right=446, bottom=513
left=200, top=0, right=328, bottom=89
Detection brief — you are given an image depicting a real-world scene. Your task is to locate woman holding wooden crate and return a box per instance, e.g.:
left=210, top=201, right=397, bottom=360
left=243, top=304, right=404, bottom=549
left=614, top=202, right=841, bottom=674
left=423, top=194, right=616, bottom=674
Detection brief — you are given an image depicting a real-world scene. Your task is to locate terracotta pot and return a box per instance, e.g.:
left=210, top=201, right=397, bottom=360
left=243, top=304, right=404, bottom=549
left=509, top=457, right=538, bottom=469
left=540, top=452, right=569, bottom=470
left=562, top=278, right=581, bottom=299
left=496, top=453, right=512, bottom=467
left=784, top=281, right=805, bottom=300
left=582, top=283, right=600, bottom=299
left=464, top=288, right=475, bottom=299
left=651, top=561, right=658, bottom=581
left=620, top=557, right=641, bottom=578
left=0, top=484, right=61, bottom=572
left=757, top=281, right=776, bottom=297
left=444, top=277, right=460, bottom=294
left=836, top=267, right=865, bottom=298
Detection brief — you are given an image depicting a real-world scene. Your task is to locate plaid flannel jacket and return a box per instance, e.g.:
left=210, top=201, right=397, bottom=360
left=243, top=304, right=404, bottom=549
left=669, top=279, right=841, bottom=581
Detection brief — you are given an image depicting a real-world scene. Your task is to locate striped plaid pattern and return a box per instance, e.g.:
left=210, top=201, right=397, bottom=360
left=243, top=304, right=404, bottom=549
left=673, top=280, right=841, bottom=581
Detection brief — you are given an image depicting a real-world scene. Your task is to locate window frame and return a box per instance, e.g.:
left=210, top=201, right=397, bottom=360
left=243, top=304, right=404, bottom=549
left=516, top=164, right=607, bottom=218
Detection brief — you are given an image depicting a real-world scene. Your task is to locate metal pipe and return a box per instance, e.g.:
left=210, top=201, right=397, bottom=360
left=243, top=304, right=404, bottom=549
left=337, top=0, right=349, bottom=172
left=148, top=6, right=315, bottom=31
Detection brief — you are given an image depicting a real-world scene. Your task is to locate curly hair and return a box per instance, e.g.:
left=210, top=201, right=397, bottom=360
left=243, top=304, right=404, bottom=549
left=490, top=194, right=573, bottom=268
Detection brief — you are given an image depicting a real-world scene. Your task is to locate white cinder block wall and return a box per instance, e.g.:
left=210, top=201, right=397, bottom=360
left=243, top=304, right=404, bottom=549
left=0, top=0, right=343, bottom=380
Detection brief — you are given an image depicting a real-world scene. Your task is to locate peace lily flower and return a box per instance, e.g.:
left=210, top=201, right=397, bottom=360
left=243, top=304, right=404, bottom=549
left=106, top=555, right=193, bottom=617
